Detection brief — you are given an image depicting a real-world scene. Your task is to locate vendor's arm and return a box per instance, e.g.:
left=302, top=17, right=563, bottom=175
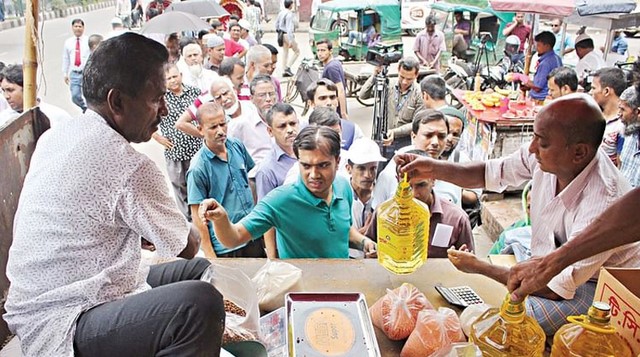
left=199, top=198, right=253, bottom=248
left=448, top=246, right=562, bottom=300
left=395, top=154, right=487, bottom=189
left=175, top=109, right=203, bottom=138
left=349, top=227, right=377, bottom=258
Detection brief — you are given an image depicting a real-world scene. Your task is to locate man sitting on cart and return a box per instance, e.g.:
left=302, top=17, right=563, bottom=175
left=347, top=14, right=377, bottom=47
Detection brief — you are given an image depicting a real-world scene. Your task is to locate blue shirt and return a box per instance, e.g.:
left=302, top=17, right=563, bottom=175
left=553, top=32, right=574, bottom=56
left=532, top=50, right=563, bottom=100
left=322, top=59, right=348, bottom=115
left=620, top=132, right=640, bottom=188
left=240, top=175, right=354, bottom=259
left=187, top=137, right=255, bottom=254
left=612, top=35, right=628, bottom=55
left=255, top=143, right=297, bottom=201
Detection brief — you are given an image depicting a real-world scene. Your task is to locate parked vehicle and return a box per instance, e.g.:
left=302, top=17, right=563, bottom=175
left=309, top=0, right=403, bottom=62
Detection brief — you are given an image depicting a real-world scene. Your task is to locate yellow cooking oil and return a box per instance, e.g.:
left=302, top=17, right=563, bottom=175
left=550, top=301, right=633, bottom=357
left=376, top=173, right=429, bottom=275
left=469, top=294, right=545, bottom=357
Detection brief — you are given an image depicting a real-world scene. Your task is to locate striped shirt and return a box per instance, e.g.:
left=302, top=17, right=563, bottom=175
left=485, top=144, right=640, bottom=300
left=620, top=131, right=640, bottom=188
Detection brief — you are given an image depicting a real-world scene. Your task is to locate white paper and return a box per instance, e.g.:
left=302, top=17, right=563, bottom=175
left=432, top=223, right=454, bottom=248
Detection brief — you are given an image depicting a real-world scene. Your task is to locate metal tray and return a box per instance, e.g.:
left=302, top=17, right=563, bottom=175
left=285, top=292, right=381, bottom=357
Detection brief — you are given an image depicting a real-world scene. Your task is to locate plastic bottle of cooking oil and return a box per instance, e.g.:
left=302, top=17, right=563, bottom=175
left=376, top=173, right=429, bottom=275
left=550, top=301, right=633, bottom=357
left=469, top=294, right=545, bottom=356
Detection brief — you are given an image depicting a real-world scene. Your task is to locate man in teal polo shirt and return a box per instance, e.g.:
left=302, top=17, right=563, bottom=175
left=198, top=126, right=378, bottom=259
left=187, top=102, right=266, bottom=258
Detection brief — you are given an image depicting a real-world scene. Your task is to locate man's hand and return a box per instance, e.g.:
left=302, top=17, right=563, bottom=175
left=153, top=133, right=174, bottom=150
left=64, top=76, right=70, bottom=85
left=141, top=238, right=156, bottom=252
left=382, top=131, right=394, bottom=146
left=507, top=256, right=559, bottom=301
left=394, top=153, right=438, bottom=180
left=447, top=244, right=480, bottom=274
left=198, top=198, right=228, bottom=223
left=362, top=237, right=377, bottom=259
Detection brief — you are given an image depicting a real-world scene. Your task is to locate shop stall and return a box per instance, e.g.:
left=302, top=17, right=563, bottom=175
left=453, top=89, right=535, bottom=162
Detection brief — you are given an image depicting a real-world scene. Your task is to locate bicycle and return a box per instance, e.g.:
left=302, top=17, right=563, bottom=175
left=283, top=58, right=322, bottom=116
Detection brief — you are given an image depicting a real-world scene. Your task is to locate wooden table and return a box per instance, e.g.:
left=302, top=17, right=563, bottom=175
left=217, top=258, right=507, bottom=356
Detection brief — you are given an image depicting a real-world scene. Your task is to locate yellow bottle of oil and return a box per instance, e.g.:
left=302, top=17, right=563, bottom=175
left=550, top=301, right=633, bottom=357
left=376, top=173, right=429, bottom=275
left=469, top=294, right=545, bottom=357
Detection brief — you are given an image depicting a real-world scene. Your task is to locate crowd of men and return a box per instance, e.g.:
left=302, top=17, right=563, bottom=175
left=1, top=7, right=640, bottom=356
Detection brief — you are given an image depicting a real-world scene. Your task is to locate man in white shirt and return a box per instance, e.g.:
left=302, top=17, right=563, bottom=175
left=180, top=43, right=218, bottom=93
left=397, top=94, right=640, bottom=336
left=574, top=34, right=605, bottom=83
left=4, top=33, right=224, bottom=357
left=62, top=18, right=90, bottom=112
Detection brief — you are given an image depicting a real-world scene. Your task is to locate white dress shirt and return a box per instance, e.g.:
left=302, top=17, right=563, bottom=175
left=575, top=50, right=605, bottom=80
left=62, top=35, right=90, bottom=75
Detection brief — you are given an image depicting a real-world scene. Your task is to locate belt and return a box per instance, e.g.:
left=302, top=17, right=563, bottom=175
left=71, top=69, right=83, bottom=74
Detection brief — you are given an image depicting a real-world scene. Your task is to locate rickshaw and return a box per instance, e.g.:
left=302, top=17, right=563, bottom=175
left=428, top=2, right=514, bottom=66
left=309, top=0, right=403, bottom=62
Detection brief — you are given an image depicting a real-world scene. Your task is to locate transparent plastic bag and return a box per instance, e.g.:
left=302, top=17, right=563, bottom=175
left=201, top=262, right=260, bottom=343
left=251, top=259, right=303, bottom=312
left=369, top=283, right=434, bottom=340
left=401, top=307, right=465, bottom=357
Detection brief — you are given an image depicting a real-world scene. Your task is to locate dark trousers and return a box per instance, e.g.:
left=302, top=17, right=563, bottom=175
left=74, top=258, right=224, bottom=357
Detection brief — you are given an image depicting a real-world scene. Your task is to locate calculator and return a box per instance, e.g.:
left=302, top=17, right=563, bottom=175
left=435, top=285, right=484, bottom=308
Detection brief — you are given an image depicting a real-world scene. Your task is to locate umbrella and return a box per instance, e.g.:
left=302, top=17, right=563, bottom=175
left=140, top=11, right=212, bottom=34
left=167, top=0, right=229, bottom=19
left=489, top=0, right=637, bottom=17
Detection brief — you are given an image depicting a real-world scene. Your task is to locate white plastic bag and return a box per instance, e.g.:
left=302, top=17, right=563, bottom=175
left=251, top=259, right=303, bottom=312
left=201, top=262, right=261, bottom=343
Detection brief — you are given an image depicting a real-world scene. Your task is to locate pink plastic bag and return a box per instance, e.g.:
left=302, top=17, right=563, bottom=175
left=369, top=283, right=434, bottom=340
left=401, top=307, right=465, bottom=357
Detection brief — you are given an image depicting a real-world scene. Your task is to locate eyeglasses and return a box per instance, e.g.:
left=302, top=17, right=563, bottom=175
left=255, top=92, right=277, bottom=99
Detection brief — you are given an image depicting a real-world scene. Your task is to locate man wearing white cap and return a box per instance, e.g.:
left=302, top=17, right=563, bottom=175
left=345, top=138, right=386, bottom=233
left=574, top=33, right=605, bottom=82
left=238, top=19, right=258, bottom=47
left=204, top=35, right=225, bottom=73
left=105, top=17, right=127, bottom=39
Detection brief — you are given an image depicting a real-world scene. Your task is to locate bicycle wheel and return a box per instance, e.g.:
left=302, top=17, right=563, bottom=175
left=284, top=78, right=299, bottom=103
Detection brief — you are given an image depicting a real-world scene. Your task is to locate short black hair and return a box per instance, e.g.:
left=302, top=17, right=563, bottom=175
left=71, top=18, right=84, bottom=26
left=83, top=33, right=168, bottom=107
left=219, top=57, right=245, bottom=76
left=534, top=31, right=556, bottom=48
left=210, top=19, right=223, bottom=28
left=198, top=30, right=210, bottom=40
left=293, top=126, right=341, bottom=159
left=594, top=67, right=627, bottom=97
left=284, top=0, right=294, bottom=9
left=411, top=109, right=449, bottom=135
left=249, top=74, right=274, bottom=95
left=266, top=103, right=296, bottom=126
left=308, top=106, right=341, bottom=127
left=548, top=67, right=578, bottom=91
left=399, top=57, right=420, bottom=74
left=315, top=38, right=333, bottom=50
left=306, top=78, right=338, bottom=102
left=263, top=43, right=279, bottom=55
left=228, top=20, right=241, bottom=31
left=1, top=64, right=23, bottom=87
left=420, top=75, right=447, bottom=100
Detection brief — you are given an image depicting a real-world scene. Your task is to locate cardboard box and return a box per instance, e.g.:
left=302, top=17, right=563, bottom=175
left=594, top=267, right=640, bottom=355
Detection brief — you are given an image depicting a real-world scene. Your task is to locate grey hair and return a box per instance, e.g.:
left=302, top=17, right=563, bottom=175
left=246, top=45, right=271, bottom=67
left=620, top=86, right=640, bottom=110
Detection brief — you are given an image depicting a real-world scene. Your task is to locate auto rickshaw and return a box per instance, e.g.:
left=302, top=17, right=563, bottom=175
left=428, top=2, right=514, bottom=66
left=309, top=0, right=403, bottom=62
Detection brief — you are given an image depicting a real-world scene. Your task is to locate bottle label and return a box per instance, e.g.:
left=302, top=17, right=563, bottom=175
left=378, top=220, right=426, bottom=261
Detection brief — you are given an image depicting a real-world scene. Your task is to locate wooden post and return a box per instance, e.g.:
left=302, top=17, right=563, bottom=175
left=23, top=0, right=38, bottom=109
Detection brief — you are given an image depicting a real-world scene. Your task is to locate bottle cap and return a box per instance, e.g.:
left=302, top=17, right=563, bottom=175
left=588, top=301, right=611, bottom=324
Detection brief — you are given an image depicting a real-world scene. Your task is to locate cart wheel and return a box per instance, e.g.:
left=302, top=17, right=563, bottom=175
left=332, top=19, right=349, bottom=37
left=407, top=29, right=421, bottom=37
left=284, top=79, right=299, bottom=103
left=357, top=96, right=374, bottom=107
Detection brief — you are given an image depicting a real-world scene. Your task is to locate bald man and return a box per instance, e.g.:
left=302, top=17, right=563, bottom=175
left=395, top=94, right=639, bottom=336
